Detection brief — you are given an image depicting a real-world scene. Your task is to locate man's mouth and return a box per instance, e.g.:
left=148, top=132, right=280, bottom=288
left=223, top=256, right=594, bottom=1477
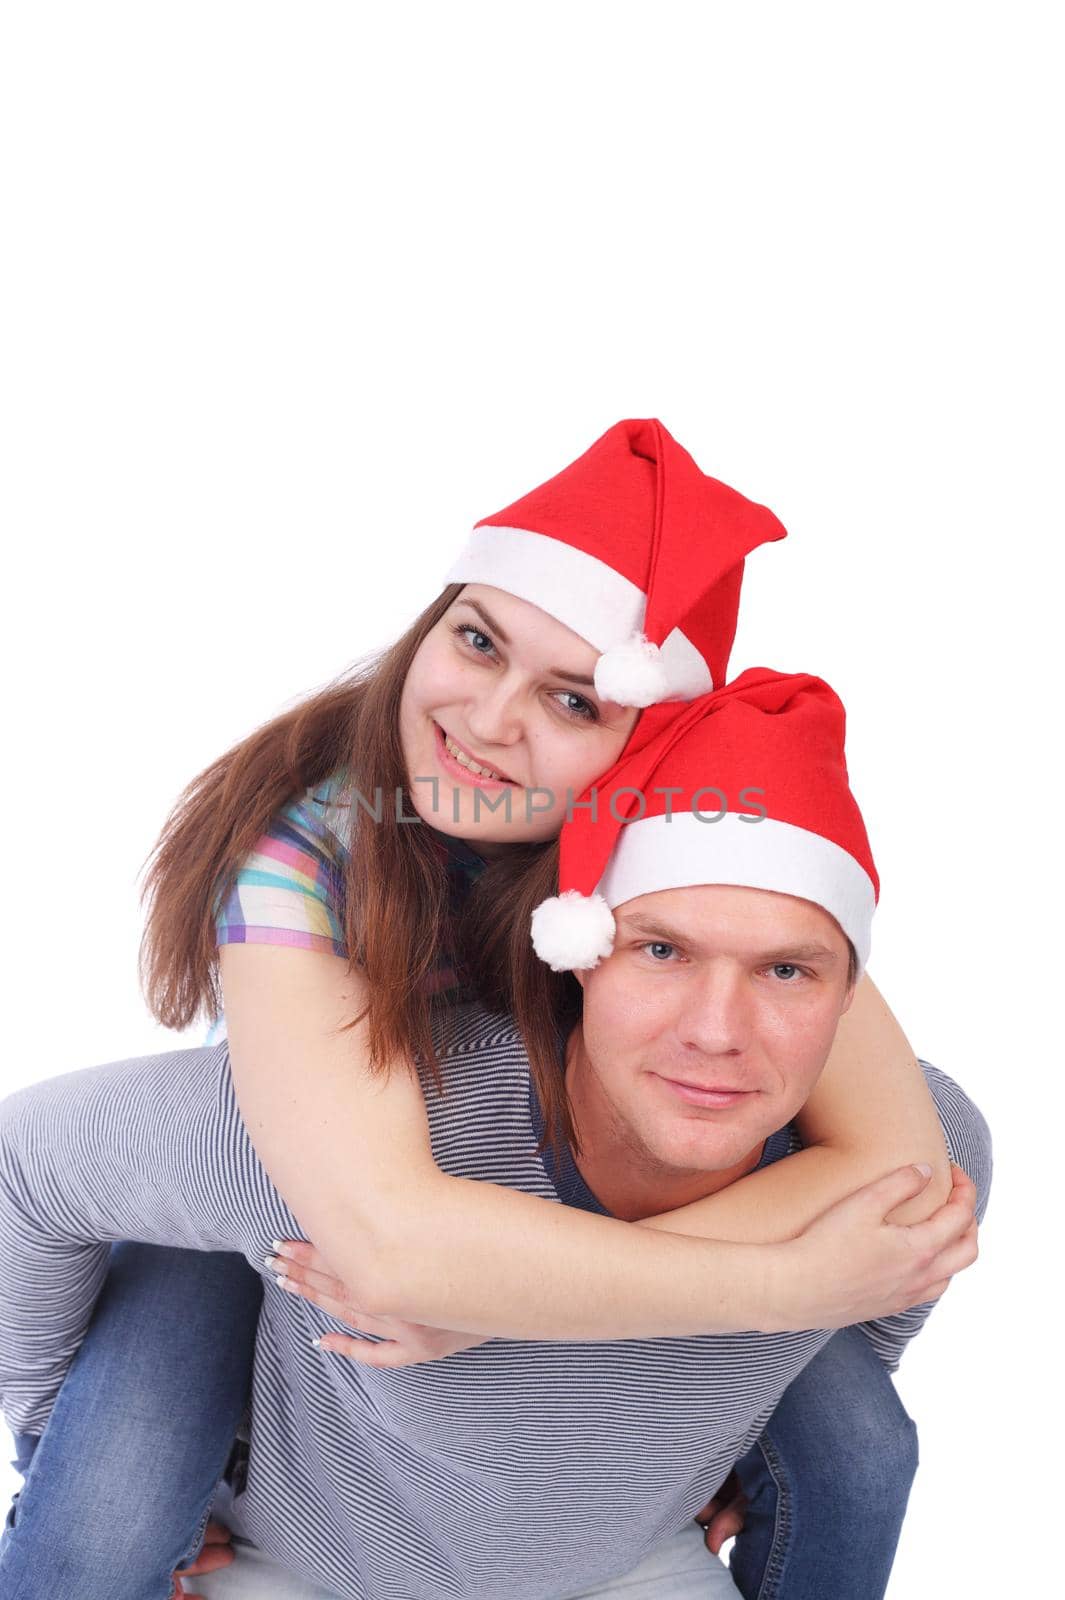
left=654, top=1074, right=754, bottom=1109
left=434, top=723, right=516, bottom=785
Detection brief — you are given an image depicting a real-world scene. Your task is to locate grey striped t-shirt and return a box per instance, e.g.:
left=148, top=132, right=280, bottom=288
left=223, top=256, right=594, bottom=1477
left=0, top=1005, right=991, bottom=1600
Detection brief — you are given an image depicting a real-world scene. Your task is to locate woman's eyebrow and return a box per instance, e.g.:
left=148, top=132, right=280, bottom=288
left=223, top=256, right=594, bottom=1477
left=549, top=667, right=596, bottom=686
left=464, top=599, right=511, bottom=644
left=463, top=599, right=596, bottom=687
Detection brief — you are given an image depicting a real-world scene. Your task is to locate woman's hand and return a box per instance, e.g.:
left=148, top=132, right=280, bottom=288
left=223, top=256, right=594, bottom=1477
left=266, top=1240, right=490, bottom=1367
left=170, top=1519, right=234, bottom=1598
left=778, top=1161, right=979, bottom=1332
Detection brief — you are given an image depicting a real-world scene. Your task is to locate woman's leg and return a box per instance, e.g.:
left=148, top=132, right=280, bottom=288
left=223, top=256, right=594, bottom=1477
left=0, top=1242, right=262, bottom=1600
left=727, top=1326, right=919, bottom=1600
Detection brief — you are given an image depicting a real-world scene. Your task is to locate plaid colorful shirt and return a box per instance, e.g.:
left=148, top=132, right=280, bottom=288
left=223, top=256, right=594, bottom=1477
left=207, top=771, right=487, bottom=1042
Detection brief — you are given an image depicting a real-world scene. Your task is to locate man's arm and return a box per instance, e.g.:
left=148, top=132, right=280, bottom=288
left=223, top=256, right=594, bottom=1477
left=0, top=1045, right=281, bottom=1437
left=853, top=1062, right=992, bottom=1370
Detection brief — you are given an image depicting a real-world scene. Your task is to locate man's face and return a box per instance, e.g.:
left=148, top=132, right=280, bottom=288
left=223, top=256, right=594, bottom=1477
left=570, top=884, right=857, bottom=1208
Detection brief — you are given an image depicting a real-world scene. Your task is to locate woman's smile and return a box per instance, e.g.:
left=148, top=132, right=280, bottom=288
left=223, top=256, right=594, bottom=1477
left=433, top=721, right=518, bottom=787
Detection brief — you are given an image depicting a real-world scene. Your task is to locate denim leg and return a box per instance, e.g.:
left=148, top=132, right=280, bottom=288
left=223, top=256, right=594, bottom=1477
left=727, top=1326, right=919, bottom=1600
left=0, top=1242, right=262, bottom=1600
left=5, top=1438, right=39, bottom=1496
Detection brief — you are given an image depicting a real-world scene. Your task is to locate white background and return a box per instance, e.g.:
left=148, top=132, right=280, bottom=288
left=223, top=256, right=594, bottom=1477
left=1, top=3, right=1060, bottom=1594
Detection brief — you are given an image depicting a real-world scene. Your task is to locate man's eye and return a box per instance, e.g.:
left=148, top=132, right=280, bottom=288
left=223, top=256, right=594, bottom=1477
left=644, top=942, right=676, bottom=961
left=770, top=964, right=802, bottom=981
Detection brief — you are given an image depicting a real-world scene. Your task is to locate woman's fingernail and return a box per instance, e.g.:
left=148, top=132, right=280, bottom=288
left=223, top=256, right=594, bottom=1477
left=264, top=1255, right=279, bottom=1272
left=914, top=1162, right=933, bottom=1178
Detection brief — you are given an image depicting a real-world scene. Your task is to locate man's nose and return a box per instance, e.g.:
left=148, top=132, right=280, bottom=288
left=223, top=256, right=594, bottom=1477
left=675, top=966, right=752, bottom=1059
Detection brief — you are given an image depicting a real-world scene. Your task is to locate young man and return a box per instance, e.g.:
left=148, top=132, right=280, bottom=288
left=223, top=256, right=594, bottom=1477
left=0, top=670, right=990, bottom=1600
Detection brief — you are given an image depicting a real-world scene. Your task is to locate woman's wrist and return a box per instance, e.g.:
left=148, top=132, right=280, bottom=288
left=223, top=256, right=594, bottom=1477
left=738, top=1241, right=798, bottom=1335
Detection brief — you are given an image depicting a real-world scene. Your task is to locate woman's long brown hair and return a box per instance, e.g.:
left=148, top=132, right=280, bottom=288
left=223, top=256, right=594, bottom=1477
left=139, top=585, right=582, bottom=1162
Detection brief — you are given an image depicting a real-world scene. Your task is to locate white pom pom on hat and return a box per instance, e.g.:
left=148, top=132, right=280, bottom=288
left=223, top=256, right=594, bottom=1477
left=592, top=634, right=671, bottom=709
left=530, top=890, right=617, bottom=973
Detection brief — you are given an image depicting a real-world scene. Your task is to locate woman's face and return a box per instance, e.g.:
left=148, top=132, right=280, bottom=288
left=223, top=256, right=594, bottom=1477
left=399, top=585, right=640, bottom=849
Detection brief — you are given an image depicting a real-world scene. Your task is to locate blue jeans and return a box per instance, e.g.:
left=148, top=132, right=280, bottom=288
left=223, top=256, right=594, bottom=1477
left=728, top=1323, right=918, bottom=1599
left=0, top=1243, right=263, bottom=1600
left=0, top=1246, right=917, bottom=1600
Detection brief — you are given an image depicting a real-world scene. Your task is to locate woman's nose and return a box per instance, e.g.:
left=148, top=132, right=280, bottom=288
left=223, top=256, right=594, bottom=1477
left=465, top=679, right=523, bottom=747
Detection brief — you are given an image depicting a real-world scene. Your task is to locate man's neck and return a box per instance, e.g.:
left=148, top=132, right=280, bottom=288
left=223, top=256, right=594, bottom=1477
left=562, top=1024, right=765, bottom=1222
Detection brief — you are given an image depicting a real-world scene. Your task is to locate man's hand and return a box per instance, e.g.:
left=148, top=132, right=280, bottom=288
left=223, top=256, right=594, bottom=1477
left=694, top=1468, right=748, bottom=1556
left=266, top=1240, right=489, bottom=1366
left=170, top=1519, right=234, bottom=1598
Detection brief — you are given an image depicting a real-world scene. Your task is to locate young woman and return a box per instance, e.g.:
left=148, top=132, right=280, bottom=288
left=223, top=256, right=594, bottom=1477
left=1, top=421, right=954, bottom=1600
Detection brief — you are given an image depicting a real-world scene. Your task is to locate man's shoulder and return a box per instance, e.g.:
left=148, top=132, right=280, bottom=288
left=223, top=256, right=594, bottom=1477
left=915, top=1059, right=993, bottom=1223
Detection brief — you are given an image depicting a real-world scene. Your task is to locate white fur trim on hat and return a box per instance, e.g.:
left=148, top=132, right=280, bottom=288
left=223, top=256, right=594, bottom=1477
left=656, top=625, right=715, bottom=699
left=530, top=890, right=617, bottom=972
left=595, top=629, right=714, bottom=706
left=445, top=525, right=645, bottom=652
left=593, top=634, right=671, bottom=708
left=596, top=810, right=876, bottom=972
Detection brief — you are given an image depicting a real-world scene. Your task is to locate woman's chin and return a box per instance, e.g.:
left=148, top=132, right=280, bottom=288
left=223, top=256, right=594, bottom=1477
left=432, top=798, right=557, bottom=852
left=398, top=756, right=560, bottom=848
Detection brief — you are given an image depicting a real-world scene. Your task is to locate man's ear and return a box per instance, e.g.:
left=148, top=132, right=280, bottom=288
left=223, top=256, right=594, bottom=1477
left=840, top=977, right=859, bottom=1015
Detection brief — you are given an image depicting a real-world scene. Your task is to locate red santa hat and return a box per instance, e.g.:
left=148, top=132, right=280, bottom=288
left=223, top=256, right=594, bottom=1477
left=444, top=419, right=787, bottom=707
left=530, top=668, right=879, bottom=973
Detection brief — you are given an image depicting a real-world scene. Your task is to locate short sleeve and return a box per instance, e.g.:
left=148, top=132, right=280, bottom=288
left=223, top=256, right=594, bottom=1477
left=774, top=1060, right=992, bottom=1373
left=854, top=1061, right=992, bottom=1372
left=213, top=772, right=353, bottom=961
left=204, top=773, right=490, bottom=1044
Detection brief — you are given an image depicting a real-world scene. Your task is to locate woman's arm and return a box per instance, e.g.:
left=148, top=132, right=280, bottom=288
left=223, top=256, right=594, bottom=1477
left=220, top=946, right=965, bottom=1340
left=636, top=977, right=952, bottom=1244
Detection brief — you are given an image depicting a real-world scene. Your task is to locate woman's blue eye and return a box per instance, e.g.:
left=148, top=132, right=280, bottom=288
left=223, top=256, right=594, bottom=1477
left=451, top=623, right=598, bottom=723
left=452, top=623, right=495, bottom=655
left=553, top=690, right=598, bottom=723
